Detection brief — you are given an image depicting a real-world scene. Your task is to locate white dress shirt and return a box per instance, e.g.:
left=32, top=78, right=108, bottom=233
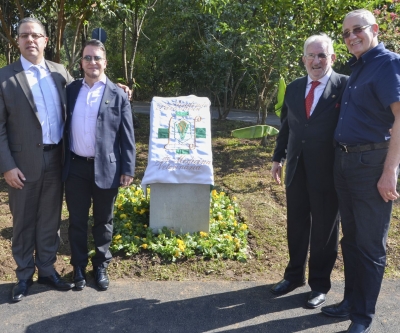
left=69, top=78, right=106, bottom=158
left=305, top=68, right=332, bottom=116
left=21, top=55, right=63, bottom=144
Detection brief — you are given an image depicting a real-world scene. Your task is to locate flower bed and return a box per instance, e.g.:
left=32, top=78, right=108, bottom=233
left=111, top=185, right=248, bottom=262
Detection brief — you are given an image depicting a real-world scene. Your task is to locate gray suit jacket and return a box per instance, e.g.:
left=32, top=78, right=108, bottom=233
left=62, top=78, right=136, bottom=189
left=0, top=59, right=73, bottom=182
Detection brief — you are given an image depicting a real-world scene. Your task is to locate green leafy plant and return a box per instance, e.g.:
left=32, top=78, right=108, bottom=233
left=111, top=185, right=248, bottom=262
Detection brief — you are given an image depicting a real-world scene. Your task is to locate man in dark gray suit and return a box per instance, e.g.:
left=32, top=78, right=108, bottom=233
left=270, top=34, right=348, bottom=308
left=62, top=39, right=136, bottom=291
left=0, top=17, right=75, bottom=302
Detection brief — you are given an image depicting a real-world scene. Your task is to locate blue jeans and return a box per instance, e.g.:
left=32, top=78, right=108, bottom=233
left=334, top=147, right=393, bottom=326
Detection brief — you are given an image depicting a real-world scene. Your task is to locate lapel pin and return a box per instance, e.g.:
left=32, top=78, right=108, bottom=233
left=332, top=95, right=336, bottom=98
left=105, top=100, right=110, bottom=104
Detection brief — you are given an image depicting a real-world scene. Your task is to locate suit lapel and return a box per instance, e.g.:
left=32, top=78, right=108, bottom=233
left=13, top=59, right=41, bottom=122
left=98, top=78, right=117, bottom=118
left=68, top=81, right=83, bottom=117
left=296, top=76, right=308, bottom=121
left=311, top=71, right=342, bottom=120
left=46, top=60, right=68, bottom=121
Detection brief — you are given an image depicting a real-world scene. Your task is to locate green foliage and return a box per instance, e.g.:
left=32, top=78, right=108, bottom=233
left=274, top=76, right=286, bottom=118
left=372, top=2, right=400, bottom=53
left=111, top=185, right=249, bottom=262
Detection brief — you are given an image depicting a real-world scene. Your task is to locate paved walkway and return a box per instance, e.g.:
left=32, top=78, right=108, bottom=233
left=1, top=279, right=399, bottom=332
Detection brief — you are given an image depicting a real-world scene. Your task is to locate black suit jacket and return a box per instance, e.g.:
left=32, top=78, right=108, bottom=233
left=273, top=71, right=348, bottom=191
left=62, top=78, right=136, bottom=189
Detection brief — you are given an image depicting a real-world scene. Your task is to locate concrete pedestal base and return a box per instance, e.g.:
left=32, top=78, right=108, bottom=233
left=149, top=183, right=210, bottom=234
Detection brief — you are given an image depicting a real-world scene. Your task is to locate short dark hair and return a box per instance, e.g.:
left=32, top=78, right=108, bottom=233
left=17, top=17, right=46, bottom=36
left=83, top=39, right=106, bottom=58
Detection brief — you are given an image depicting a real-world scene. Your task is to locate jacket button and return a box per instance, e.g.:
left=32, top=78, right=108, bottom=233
left=37, top=143, right=41, bottom=147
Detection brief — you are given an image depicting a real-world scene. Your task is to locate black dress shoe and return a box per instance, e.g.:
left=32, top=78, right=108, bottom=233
left=73, top=266, right=87, bottom=291
left=270, top=279, right=305, bottom=295
left=306, top=291, right=326, bottom=308
left=37, top=271, right=75, bottom=290
left=11, top=279, right=33, bottom=302
left=321, top=299, right=351, bottom=317
left=93, top=266, right=109, bottom=291
left=346, top=322, right=371, bottom=333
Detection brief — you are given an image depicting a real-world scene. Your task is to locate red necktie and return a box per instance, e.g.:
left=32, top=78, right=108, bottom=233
left=305, top=81, right=321, bottom=119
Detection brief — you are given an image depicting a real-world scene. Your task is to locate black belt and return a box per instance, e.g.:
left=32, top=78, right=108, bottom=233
left=337, top=141, right=390, bottom=153
left=43, top=141, right=61, bottom=151
left=71, top=151, right=94, bottom=162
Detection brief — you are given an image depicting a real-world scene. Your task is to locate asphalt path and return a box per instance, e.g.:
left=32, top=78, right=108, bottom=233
left=132, top=101, right=281, bottom=127
left=0, top=279, right=399, bottom=332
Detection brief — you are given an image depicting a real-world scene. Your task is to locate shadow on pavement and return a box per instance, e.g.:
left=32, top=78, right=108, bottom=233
left=0, top=282, right=349, bottom=333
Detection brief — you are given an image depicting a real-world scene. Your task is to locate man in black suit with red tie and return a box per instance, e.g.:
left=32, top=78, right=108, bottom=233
left=270, top=34, right=348, bottom=309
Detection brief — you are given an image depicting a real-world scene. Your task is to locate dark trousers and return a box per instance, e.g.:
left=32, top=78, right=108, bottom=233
left=284, top=154, right=339, bottom=293
left=334, top=147, right=393, bottom=326
left=10, top=147, right=63, bottom=279
left=65, top=157, right=118, bottom=268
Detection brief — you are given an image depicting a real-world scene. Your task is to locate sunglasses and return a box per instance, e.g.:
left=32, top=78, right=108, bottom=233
left=342, top=25, right=371, bottom=39
left=82, top=55, right=104, bottom=63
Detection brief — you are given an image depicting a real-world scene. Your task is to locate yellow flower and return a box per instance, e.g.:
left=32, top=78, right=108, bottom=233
left=174, top=250, right=180, bottom=257
left=120, top=213, right=127, bottom=219
left=200, top=231, right=208, bottom=238
left=233, top=220, right=238, bottom=227
left=134, top=236, right=139, bottom=239
left=118, top=204, right=123, bottom=209
left=220, top=191, right=225, bottom=196
left=143, top=224, right=147, bottom=228
left=139, top=209, right=147, bottom=215
left=224, top=234, right=233, bottom=241
left=218, top=215, right=223, bottom=220
left=232, top=196, right=237, bottom=201
left=211, top=189, right=217, bottom=197
left=240, top=224, right=248, bottom=231
left=114, top=234, right=122, bottom=240
left=141, top=244, right=148, bottom=249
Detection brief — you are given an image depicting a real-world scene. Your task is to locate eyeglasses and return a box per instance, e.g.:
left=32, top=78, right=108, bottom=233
left=342, top=25, right=371, bottom=39
left=18, top=33, right=45, bottom=40
left=304, top=53, right=330, bottom=60
left=82, top=55, right=104, bottom=63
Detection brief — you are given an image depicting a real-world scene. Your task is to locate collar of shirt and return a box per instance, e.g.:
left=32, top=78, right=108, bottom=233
left=20, top=55, right=47, bottom=72
left=81, top=76, right=107, bottom=89
left=348, top=42, right=385, bottom=68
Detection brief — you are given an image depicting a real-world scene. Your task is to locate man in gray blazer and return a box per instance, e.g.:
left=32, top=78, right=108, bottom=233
left=270, top=34, right=348, bottom=308
left=62, top=39, right=136, bottom=291
left=0, top=17, right=75, bottom=302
